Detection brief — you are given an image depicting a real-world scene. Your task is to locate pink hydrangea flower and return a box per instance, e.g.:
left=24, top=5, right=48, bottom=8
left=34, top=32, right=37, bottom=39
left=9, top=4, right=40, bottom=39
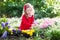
left=40, top=19, right=55, bottom=29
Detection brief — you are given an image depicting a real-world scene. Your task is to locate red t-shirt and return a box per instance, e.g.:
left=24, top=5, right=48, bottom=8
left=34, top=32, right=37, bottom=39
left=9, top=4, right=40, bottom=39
left=19, top=15, right=34, bottom=30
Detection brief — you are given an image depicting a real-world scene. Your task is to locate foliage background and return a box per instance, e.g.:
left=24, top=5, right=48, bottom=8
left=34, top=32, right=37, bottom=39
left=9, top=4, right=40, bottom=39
left=0, top=0, right=60, bottom=19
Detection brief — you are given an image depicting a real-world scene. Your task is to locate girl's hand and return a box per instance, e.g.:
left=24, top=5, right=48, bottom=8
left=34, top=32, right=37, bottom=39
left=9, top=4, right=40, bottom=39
left=31, top=24, right=36, bottom=29
left=31, top=24, right=35, bottom=29
left=31, top=23, right=36, bottom=27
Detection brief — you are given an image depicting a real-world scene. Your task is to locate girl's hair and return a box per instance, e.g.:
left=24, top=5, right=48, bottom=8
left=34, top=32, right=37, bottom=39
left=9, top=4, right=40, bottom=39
left=21, top=3, right=35, bottom=17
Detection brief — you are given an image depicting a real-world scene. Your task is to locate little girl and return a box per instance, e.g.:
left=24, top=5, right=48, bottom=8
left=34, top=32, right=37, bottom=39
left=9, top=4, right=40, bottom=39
left=19, top=3, right=35, bottom=30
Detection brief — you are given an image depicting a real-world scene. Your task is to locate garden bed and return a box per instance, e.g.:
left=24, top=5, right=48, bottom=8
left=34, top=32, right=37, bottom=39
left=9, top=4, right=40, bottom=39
left=0, top=17, right=60, bottom=40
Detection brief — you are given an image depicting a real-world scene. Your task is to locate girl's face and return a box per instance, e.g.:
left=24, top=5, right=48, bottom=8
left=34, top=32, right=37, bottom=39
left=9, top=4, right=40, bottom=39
left=26, top=8, right=33, bottom=17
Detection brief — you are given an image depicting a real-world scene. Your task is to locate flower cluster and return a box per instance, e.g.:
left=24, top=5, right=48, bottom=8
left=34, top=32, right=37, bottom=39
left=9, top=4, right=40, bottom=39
left=1, top=22, right=10, bottom=29
left=22, top=29, right=35, bottom=36
left=40, top=19, right=55, bottom=29
left=1, top=22, right=10, bottom=38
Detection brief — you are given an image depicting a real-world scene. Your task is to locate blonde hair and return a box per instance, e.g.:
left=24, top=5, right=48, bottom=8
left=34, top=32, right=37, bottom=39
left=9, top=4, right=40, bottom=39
left=21, top=3, right=35, bottom=17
